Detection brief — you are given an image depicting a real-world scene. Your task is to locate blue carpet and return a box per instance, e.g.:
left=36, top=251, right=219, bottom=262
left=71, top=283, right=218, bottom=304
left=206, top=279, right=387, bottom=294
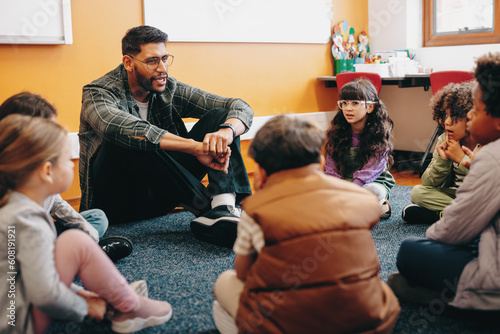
left=48, top=185, right=498, bottom=333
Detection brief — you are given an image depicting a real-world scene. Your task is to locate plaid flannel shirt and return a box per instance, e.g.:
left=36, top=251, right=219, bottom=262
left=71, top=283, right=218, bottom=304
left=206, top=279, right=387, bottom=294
left=79, top=64, right=253, bottom=211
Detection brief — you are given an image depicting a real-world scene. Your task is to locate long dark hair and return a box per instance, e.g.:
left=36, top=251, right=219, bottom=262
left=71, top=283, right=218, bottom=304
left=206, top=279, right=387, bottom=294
left=325, top=79, right=393, bottom=177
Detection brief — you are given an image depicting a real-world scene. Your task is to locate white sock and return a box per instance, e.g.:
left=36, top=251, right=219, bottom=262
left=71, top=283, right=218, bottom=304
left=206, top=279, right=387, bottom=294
left=211, top=193, right=236, bottom=208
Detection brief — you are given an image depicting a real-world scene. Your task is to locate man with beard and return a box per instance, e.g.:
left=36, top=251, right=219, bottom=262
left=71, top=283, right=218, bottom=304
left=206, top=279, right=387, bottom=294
left=79, top=25, right=253, bottom=247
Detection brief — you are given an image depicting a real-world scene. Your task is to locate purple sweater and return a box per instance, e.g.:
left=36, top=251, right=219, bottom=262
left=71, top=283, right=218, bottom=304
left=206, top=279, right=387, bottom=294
left=324, top=132, right=388, bottom=186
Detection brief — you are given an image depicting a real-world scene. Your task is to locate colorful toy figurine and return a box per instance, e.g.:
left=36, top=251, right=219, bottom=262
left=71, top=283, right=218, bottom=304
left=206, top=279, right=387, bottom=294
left=358, top=31, right=370, bottom=59
left=331, top=25, right=345, bottom=59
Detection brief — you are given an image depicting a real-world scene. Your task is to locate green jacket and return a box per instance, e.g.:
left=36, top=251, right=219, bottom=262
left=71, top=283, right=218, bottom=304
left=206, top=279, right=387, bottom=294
left=421, top=134, right=471, bottom=194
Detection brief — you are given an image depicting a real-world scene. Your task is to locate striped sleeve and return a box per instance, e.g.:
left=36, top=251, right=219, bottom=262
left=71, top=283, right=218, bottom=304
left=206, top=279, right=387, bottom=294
left=233, top=211, right=265, bottom=255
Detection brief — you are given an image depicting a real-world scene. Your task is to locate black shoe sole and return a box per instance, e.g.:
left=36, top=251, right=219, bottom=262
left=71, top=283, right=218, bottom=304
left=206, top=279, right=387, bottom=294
left=190, top=220, right=237, bottom=249
left=402, top=205, right=440, bottom=224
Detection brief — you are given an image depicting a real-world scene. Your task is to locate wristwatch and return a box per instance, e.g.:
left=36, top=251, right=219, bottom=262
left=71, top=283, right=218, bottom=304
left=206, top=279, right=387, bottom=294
left=219, top=123, right=236, bottom=139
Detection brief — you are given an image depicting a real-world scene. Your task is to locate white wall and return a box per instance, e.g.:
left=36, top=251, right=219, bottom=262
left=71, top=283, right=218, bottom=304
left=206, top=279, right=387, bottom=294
left=368, top=0, right=500, bottom=151
left=379, top=85, right=434, bottom=153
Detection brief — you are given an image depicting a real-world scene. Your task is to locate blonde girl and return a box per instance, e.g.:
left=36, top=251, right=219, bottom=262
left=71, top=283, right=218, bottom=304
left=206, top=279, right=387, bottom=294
left=0, top=115, right=172, bottom=334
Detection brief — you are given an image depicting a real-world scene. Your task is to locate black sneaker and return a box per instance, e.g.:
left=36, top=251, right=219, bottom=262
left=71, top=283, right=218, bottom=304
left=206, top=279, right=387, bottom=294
left=99, top=236, right=133, bottom=262
left=401, top=204, right=441, bottom=224
left=190, top=205, right=241, bottom=248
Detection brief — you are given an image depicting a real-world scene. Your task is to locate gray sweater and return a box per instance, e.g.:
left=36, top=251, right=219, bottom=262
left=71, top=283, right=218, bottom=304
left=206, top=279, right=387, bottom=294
left=0, top=192, right=87, bottom=334
left=427, top=137, right=500, bottom=309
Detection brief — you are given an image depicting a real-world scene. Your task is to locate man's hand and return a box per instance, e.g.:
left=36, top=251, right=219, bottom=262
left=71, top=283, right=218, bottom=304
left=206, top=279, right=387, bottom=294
left=203, top=128, right=234, bottom=156
left=195, top=146, right=231, bottom=174
left=158, top=118, right=245, bottom=174
left=77, top=290, right=107, bottom=321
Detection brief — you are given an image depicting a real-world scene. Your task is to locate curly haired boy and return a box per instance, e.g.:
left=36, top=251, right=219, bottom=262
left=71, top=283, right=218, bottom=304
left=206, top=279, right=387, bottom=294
left=390, top=53, right=500, bottom=310
left=402, top=81, right=478, bottom=224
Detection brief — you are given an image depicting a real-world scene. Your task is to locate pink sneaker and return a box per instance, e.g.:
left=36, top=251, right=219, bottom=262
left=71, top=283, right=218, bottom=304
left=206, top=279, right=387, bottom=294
left=112, top=296, right=173, bottom=333
left=129, top=280, right=148, bottom=298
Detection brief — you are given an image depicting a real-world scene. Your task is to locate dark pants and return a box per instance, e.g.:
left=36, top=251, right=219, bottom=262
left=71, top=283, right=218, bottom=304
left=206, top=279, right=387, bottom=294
left=91, top=109, right=251, bottom=224
left=396, top=237, right=478, bottom=294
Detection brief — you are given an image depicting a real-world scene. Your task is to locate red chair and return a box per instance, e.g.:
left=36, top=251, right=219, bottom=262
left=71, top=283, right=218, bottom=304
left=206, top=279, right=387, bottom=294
left=429, top=71, right=474, bottom=94
left=419, top=70, right=474, bottom=176
left=336, top=72, right=382, bottom=94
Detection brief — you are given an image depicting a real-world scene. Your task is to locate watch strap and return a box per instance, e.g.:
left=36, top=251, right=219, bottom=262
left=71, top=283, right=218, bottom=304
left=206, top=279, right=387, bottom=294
left=219, top=123, right=236, bottom=139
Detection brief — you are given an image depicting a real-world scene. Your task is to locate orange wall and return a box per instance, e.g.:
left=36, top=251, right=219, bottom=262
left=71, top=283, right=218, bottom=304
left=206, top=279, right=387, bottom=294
left=0, top=0, right=368, bottom=200
left=0, top=0, right=143, bottom=130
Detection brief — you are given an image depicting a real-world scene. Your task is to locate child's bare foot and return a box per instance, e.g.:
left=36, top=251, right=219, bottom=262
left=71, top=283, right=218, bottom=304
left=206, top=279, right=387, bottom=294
left=111, top=295, right=172, bottom=333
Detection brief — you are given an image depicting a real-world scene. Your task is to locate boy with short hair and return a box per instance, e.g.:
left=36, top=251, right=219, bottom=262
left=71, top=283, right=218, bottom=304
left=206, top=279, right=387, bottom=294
left=402, top=81, right=478, bottom=224
left=212, top=115, right=400, bottom=333
left=389, top=53, right=500, bottom=309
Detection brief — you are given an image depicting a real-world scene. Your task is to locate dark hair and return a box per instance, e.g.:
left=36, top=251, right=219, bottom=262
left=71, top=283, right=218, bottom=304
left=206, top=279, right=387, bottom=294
left=249, top=115, right=325, bottom=175
left=0, top=114, right=67, bottom=207
left=430, top=81, right=474, bottom=125
left=474, top=52, right=500, bottom=118
left=325, top=79, right=393, bottom=177
left=0, top=92, right=57, bottom=121
left=122, top=25, right=169, bottom=56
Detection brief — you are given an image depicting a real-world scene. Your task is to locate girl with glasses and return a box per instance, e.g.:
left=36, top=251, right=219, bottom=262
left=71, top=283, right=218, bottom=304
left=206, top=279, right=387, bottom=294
left=324, top=79, right=395, bottom=219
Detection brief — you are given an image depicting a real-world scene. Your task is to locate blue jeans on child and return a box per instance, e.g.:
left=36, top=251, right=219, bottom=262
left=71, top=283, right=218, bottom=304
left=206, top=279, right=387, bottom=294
left=80, top=209, right=108, bottom=238
left=55, top=209, right=109, bottom=239
left=396, top=236, right=478, bottom=294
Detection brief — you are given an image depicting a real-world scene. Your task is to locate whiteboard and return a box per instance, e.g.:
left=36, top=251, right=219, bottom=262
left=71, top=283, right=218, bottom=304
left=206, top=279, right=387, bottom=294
left=0, top=0, right=72, bottom=45
left=143, top=0, right=332, bottom=44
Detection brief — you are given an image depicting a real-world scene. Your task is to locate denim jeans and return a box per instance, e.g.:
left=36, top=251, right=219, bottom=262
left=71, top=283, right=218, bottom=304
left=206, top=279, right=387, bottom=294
left=55, top=208, right=108, bottom=239
left=80, top=209, right=108, bottom=238
left=396, top=236, right=478, bottom=293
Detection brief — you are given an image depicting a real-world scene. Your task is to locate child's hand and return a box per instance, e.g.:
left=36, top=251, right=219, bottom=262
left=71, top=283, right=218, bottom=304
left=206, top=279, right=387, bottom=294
left=436, top=141, right=448, bottom=159
left=461, top=146, right=481, bottom=169
left=443, top=138, right=465, bottom=164
left=77, top=290, right=107, bottom=320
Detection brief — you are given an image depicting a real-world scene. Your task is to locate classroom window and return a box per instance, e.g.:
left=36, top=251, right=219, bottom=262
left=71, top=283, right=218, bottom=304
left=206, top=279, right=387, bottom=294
left=423, top=0, right=500, bottom=47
